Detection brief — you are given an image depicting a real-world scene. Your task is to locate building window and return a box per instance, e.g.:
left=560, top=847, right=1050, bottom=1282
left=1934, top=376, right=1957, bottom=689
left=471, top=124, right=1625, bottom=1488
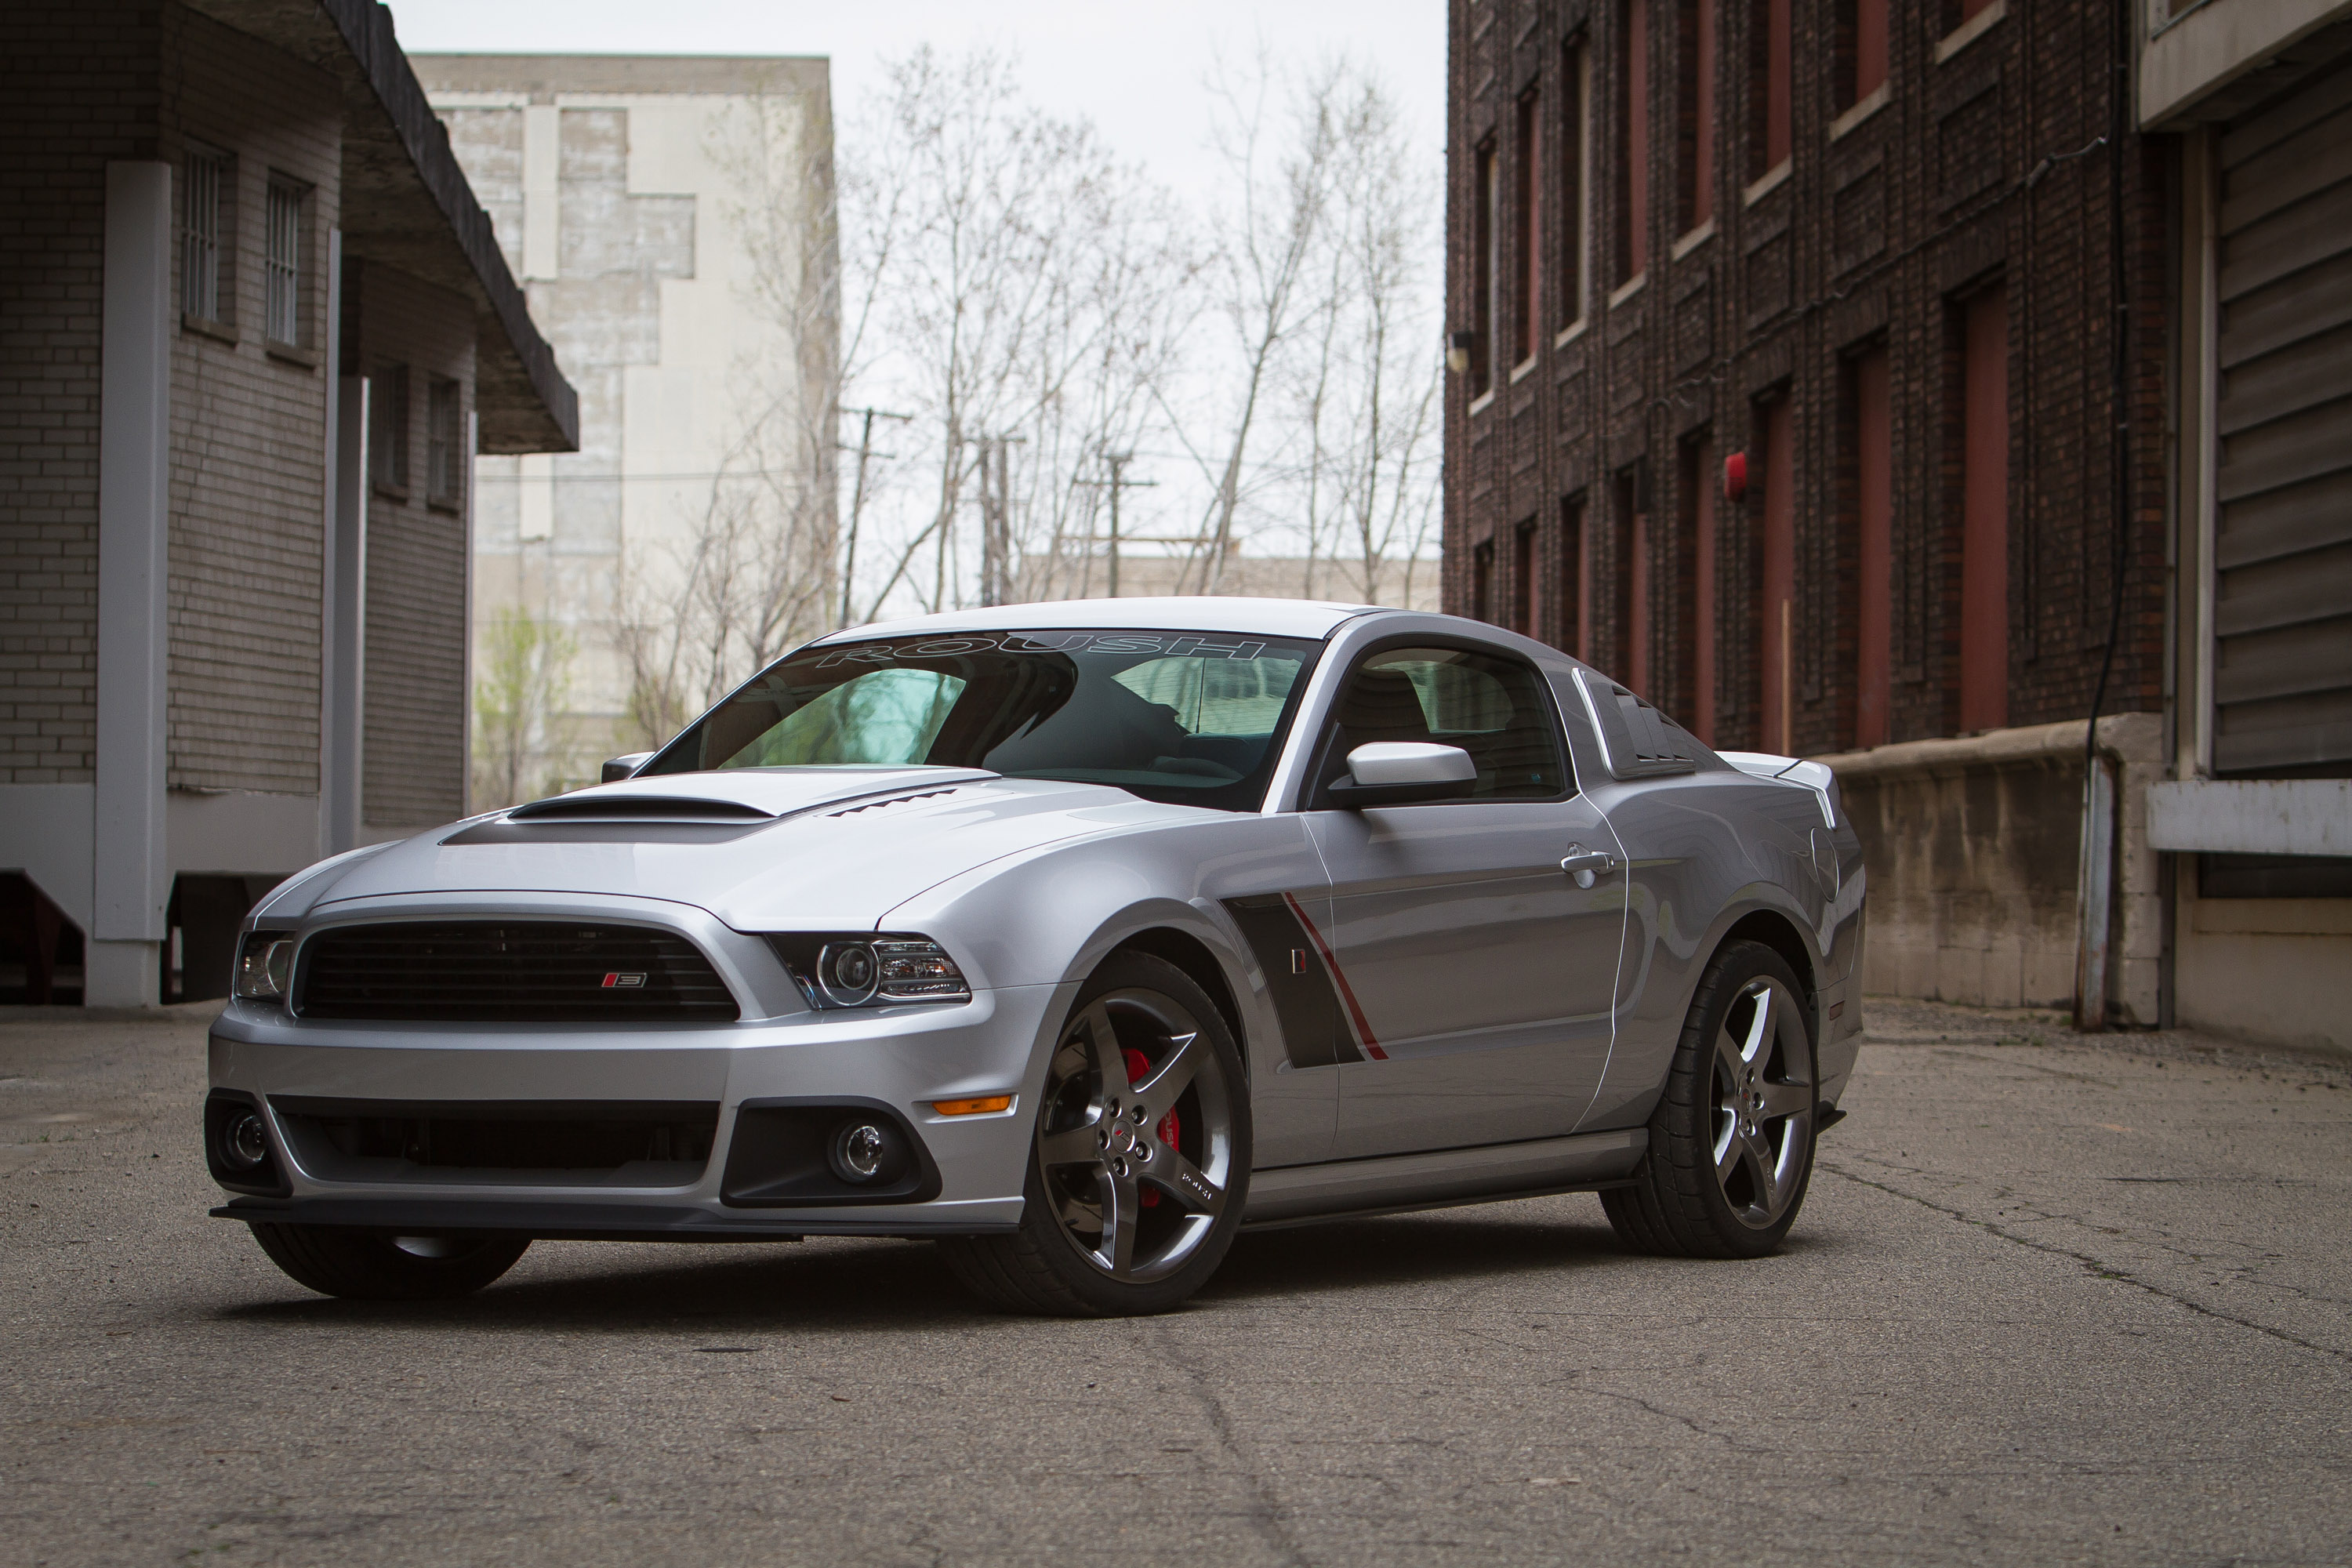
left=1560, top=38, right=1592, bottom=332
left=1612, top=466, right=1646, bottom=688
left=1678, top=433, right=1715, bottom=741
left=1679, top=0, right=1718, bottom=234
left=1512, top=520, right=1539, bottom=634
left=371, top=361, right=410, bottom=494
left=264, top=177, right=306, bottom=347
left=426, top=376, right=465, bottom=511
left=1756, top=394, right=1795, bottom=753
left=1842, top=344, right=1892, bottom=750
left=1472, top=139, right=1498, bottom=397
left=1617, top=0, right=1651, bottom=285
left=1472, top=538, right=1497, bottom=621
left=181, top=148, right=229, bottom=326
left=1958, top=285, right=2009, bottom=734
left=1837, top=0, right=1889, bottom=111
left=1514, top=90, right=1541, bottom=367
left=1559, top=494, right=1586, bottom=659
left=1749, top=0, right=1792, bottom=181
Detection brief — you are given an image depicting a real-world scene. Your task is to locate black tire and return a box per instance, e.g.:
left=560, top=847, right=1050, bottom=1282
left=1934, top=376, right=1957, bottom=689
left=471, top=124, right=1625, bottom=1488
left=941, top=952, right=1251, bottom=1316
left=249, top=1224, right=530, bottom=1301
left=1602, top=940, right=1818, bottom=1259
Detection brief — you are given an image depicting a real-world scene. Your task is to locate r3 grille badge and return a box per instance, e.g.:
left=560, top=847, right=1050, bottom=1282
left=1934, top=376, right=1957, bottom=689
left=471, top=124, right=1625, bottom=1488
left=601, top=972, right=648, bottom=989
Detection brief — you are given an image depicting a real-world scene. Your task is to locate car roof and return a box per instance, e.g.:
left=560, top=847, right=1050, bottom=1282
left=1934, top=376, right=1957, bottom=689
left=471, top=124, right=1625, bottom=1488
left=817, top=597, right=1390, bottom=643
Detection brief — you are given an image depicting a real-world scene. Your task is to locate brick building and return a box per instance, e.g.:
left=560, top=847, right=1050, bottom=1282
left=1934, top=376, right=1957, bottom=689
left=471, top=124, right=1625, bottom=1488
left=0, top=0, right=577, bottom=1007
left=1443, top=0, right=2350, bottom=1047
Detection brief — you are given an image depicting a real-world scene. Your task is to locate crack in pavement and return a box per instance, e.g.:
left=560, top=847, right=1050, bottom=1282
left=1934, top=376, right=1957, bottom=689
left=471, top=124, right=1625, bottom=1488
left=1147, top=1322, right=1312, bottom=1567
left=1817, top=1157, right=2350, bottom=1366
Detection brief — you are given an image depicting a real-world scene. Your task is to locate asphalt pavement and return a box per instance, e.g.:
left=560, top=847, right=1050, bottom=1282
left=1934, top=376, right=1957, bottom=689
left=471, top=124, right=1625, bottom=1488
left=2, top=1000, right=2347, bottom=1566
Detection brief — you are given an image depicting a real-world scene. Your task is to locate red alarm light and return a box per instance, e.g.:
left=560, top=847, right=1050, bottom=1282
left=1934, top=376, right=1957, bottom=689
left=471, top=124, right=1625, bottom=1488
left=1723, top=451, right=1749, bottom=502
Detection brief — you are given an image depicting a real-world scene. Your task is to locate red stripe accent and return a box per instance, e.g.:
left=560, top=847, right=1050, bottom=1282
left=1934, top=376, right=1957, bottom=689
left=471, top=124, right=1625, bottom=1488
left=1281, top=891, right=1385, bottom=1061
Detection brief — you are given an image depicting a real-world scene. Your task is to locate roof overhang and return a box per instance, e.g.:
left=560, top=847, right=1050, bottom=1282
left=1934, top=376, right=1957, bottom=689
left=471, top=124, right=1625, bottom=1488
left=184, top=0, right=579, bottom=454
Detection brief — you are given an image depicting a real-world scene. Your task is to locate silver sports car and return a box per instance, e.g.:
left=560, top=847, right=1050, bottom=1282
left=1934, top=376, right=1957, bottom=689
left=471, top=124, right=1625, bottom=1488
left=206, top=599, right=1865, bottom=1315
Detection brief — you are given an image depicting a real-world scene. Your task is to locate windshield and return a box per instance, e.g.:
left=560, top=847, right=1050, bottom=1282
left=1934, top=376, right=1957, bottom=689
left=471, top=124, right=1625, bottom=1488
left=641, top=629, right=1325, bottom=811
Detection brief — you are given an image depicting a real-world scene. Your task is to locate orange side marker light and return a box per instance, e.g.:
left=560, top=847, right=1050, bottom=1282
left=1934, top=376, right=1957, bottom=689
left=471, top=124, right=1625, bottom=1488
left=931, top=1094, right=1014, bottom=1117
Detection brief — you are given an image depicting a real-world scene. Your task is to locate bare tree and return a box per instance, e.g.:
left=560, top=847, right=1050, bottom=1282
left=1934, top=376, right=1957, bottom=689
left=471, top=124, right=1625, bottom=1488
left=473, top=604, right=578, bottom=808
left=840, top=49, right=1191, bottom=622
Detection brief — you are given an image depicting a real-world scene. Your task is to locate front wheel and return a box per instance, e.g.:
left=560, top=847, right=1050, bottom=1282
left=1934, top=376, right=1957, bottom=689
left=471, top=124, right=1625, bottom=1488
left=249, top=1224, right=530, bottom=1301
left=1602, top=940, right=1817, bottom=1259
left=941, top=952, right=1250, bottom=1316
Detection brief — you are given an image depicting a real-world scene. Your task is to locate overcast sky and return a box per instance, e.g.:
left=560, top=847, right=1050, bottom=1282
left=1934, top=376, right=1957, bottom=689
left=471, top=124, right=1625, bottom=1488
left=387, top=0, right=1449, bottom=212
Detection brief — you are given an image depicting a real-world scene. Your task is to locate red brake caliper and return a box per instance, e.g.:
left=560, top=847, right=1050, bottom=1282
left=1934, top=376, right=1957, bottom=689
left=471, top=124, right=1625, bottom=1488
left=1123, top=1047, right=1181, bottom=1208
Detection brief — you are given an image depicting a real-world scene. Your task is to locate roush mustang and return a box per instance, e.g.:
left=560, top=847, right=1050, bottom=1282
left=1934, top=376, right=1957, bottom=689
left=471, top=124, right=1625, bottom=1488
left=206, top=598, right=1865, bottom=1316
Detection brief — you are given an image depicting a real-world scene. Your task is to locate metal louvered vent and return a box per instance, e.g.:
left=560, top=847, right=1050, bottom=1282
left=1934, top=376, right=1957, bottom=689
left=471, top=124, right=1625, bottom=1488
left=296, top=922, right=739, bottom=1023
left=1577, top=668, right=1699, bottom=779
left=826, top=788, right=962, bottom=817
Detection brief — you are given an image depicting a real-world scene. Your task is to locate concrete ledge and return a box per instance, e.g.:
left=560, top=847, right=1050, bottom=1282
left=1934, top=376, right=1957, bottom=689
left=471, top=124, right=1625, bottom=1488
left=1817, top=715, right=2163, bottom=1023
left=1815, top=713, right=2162, bottom=781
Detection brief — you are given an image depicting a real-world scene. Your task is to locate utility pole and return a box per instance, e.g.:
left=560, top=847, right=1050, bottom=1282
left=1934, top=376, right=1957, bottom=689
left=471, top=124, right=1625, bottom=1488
left=1078, top=451, right=1156, bottom=597
left=837, top=405, right=912, bottom=628
left=969, top=434, right=1026, bottom=608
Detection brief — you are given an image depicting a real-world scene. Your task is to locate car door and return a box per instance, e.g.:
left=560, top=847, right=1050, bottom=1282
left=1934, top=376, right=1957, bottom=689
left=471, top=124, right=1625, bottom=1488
left=1301, top=640, right=1628, bottom=1159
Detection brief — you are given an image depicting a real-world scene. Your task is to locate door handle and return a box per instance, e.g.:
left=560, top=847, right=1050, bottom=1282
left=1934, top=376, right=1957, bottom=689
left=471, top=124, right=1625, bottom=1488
left=1559, top=847, right=1623, bottom=888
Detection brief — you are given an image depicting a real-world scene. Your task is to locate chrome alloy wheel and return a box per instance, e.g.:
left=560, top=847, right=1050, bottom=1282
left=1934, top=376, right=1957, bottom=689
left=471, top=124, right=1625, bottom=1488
left=1034, top=986, right=1236, bottom=1284
left=1709, top=975, right=1815, bottom=1230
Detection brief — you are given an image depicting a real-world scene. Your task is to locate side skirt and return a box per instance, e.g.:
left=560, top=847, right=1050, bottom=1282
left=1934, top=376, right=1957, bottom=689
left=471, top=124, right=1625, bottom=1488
left=1240, top=1127, right=1647, bottom=1228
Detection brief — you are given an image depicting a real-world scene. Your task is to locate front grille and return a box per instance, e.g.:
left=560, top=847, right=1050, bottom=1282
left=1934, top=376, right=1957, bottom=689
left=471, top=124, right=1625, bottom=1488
left=296, top=921, right=739, bottom=1022
left=273, top=1098, right=720, bottom=1181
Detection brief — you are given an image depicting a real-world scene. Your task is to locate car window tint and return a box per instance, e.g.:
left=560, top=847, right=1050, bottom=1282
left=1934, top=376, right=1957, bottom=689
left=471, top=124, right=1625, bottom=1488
left=644, top=630, right=1323, bottom=812
left=718, top=667, right=963, bottom=768
left=1332, top=646, right=1567, bottom=800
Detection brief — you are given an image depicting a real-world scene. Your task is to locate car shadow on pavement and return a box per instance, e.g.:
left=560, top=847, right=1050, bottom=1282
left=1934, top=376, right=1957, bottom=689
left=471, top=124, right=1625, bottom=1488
left=205, top=1205, right=1844, bottom=1329
left=1204, top=1209, right=1633, bottom=1303
left=209, top=1236, right=985, bottom=1334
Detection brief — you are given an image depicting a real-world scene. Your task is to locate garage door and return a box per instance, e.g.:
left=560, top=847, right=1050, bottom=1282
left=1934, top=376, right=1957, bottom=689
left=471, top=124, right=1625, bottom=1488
left=2212, top=56, right=2352, bottom=775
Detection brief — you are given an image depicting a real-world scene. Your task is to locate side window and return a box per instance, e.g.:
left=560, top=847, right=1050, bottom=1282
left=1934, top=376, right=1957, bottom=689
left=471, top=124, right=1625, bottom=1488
left=1323, top=645, right=1570, bottom=801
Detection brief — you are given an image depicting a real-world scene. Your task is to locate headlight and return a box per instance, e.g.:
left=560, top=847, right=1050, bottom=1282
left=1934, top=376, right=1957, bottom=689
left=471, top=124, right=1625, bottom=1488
left=764, top=933, right=971, bottom=1008
left=233, top=931, right=296, bottom=1001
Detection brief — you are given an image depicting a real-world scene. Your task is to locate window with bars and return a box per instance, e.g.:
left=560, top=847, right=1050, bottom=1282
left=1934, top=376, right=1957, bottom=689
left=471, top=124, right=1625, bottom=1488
left=264, top=177, right=306, bottom=347
left=427, top=377, right=465, bottom=510
left=182, top=150, right=229, bottom=325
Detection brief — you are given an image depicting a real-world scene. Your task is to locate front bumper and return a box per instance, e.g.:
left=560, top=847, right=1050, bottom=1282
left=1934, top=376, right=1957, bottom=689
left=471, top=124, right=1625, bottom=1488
left=206, top=982, right=1069, bottom=1239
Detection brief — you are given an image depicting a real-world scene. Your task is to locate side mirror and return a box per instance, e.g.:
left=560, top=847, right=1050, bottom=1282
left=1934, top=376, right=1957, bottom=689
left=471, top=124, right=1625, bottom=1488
left=601, top=752, right=654, bottom=783
left=1325, top=742, right=1477, bottom=808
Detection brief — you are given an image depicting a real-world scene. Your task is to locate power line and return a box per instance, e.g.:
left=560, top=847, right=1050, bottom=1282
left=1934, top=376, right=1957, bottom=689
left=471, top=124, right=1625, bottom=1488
left=1074, top=451, right=1156, bottom=597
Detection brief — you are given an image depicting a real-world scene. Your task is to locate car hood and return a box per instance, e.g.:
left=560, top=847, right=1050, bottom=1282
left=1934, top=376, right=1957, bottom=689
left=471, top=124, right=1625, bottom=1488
left=305, top=768, right=1187, bottom=931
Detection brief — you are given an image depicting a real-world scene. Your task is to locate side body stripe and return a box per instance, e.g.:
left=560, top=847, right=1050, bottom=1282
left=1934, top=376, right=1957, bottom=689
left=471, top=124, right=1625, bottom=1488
left=1220, top=893, right=1385, bottom=1067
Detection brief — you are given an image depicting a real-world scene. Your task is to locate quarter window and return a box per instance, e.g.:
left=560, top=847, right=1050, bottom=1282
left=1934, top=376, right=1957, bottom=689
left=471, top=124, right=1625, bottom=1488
left=1324, top=646, right=1569, bottom=801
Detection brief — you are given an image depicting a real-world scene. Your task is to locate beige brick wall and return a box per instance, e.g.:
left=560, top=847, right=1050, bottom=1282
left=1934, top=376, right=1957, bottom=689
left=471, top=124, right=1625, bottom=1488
left=0, top=5, right=157, bottom=785
left=161, top=9, right=341, bottom=797
left=351, top=261, right=475, bottom=829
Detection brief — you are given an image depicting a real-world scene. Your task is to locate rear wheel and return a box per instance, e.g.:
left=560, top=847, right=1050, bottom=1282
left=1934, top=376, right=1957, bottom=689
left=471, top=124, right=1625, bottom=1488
left=249, top=1224, right=530, bottom=1301
left=942, top=952, right=1250, bottom=1316
left=1602, top=940, right=1817, bottom=1259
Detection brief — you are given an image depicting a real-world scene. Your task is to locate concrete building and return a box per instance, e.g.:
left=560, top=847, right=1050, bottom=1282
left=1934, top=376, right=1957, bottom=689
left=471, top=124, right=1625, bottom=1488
left=0, top=0, right=577, bottom=1007
left=1441, top=0, right=2348, bottom=1049
left=412, top=56, right=839, bottom=803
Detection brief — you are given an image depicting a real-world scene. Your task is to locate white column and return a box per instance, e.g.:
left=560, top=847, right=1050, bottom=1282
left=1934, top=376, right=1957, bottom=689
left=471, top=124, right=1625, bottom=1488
left=89, top=162, right=173, bottom=1007
left=323, top=372, right=369, bottom=856
left=319, top=232, right=368, bottom=857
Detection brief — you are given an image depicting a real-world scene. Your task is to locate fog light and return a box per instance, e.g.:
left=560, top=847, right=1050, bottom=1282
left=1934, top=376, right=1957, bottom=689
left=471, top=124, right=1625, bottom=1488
left=223, top=1112, right=269, bottom=1170
left=830, top=1120, right=891, bottom=1183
